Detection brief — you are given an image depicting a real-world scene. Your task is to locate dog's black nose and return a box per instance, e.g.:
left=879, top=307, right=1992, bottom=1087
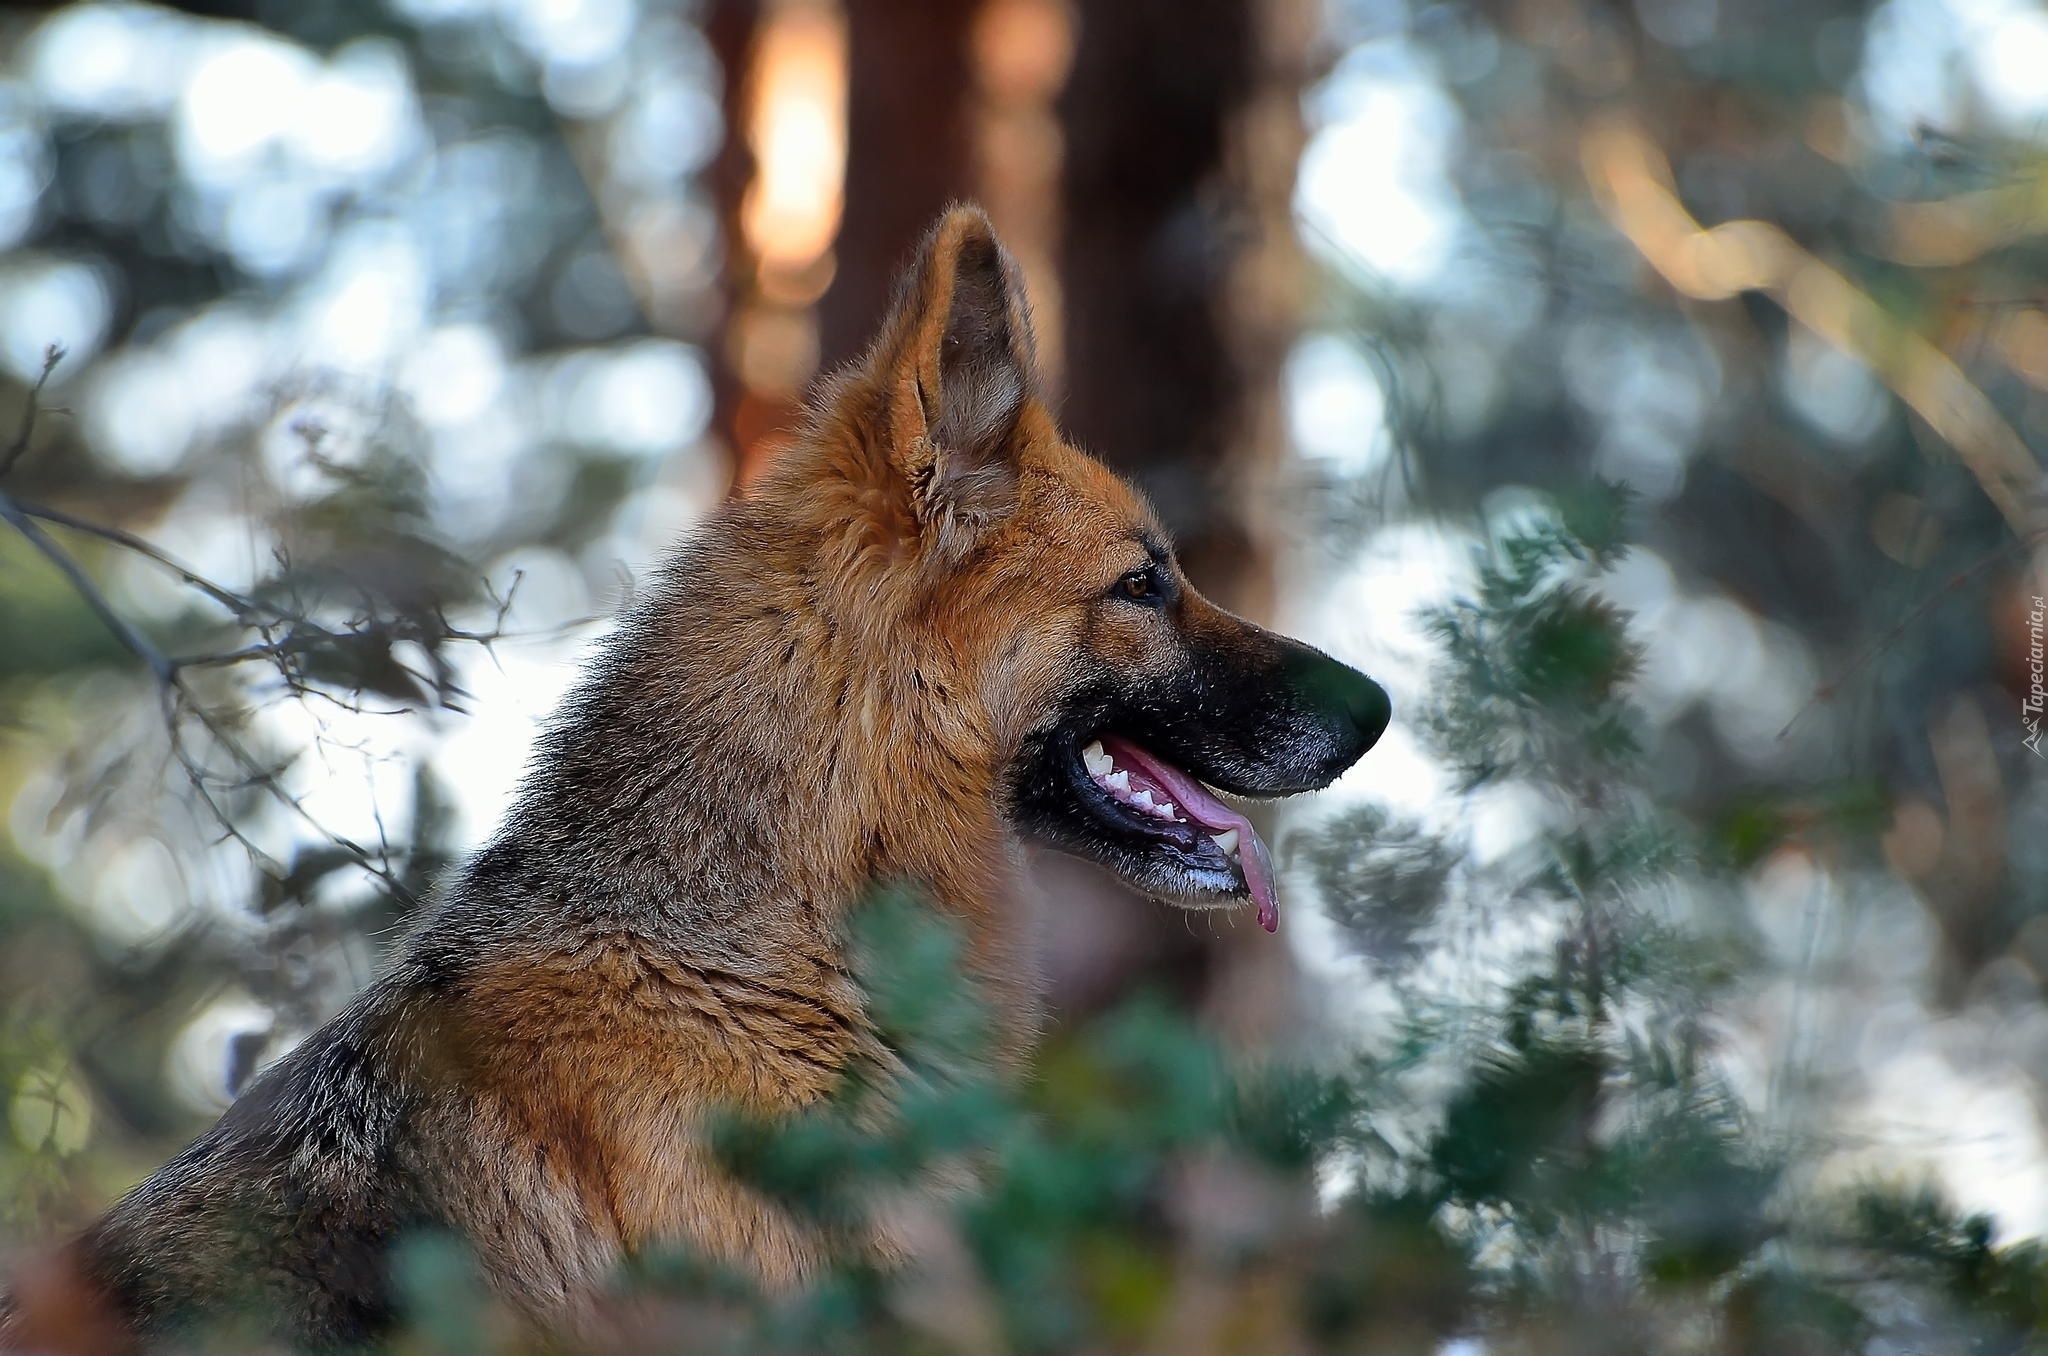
left=1337, top=664, right=1391, bottom=754
left=1277, top=643, right=1391, bottom=772
left=1308, top=655, right=1388, bottom=764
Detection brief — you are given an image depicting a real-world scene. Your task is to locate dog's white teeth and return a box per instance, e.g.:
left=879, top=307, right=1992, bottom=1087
left=1210, top=828, right=1240, bottom=858
left=1082, top=741, right=1112, bottom=776
left=1156, top=801, right=1178, bottom=819
left=1131, top=789, right=1155, bottom=810
left=1104, top=770, right=1130, bottom=794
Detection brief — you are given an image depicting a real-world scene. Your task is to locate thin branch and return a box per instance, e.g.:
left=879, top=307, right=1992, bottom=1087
left=0, top=344, right=65, bottom=478
left=170, top=610, right=591, bottom=678
left=1776, top=535, right=2042, bottom=741
left=1, top=502, right=593, bottom=911
left=0, top=361, right=602, bottom=916
left=167, top=680, right=420, bottom=906
left=2, top=501, right=421, bottom=902
left=14, top=498, right=285, bottom=624
left=1, top=503, right=419, bottom=909
left=3, top=494, right=405, bottom=896
left=1583, top=116, right=2048, bottom=538
left=0, top=497, right=176, bottom=682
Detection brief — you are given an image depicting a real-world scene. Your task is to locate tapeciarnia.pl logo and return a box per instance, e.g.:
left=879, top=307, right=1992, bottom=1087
left=2028, top=595, right=2045, bottom=758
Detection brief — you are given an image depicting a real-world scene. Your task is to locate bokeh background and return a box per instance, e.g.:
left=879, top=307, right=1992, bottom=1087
left=0, top=0, right=2046, bottom=1347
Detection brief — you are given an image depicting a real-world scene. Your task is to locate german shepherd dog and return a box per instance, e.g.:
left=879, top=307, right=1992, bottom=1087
left=3, top=206, right=1387, bottom=1349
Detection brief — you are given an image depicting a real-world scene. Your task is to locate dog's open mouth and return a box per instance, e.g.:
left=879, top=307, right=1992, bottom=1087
left=1067, top=733, right=1279, bottom=932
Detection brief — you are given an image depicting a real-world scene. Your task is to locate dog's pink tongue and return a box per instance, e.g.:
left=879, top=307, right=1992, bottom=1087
left=1100, top=735, right=1279, bottom=932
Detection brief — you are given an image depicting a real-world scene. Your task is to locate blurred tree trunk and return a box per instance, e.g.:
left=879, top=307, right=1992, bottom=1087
left=1059, top=0, right=1259, bottom=603
left=707, top=0, right=1314, bottom=1044
left=711, top=0, right=978, bottom=479
left=705, top=0, right=766, bottom=483
left=1058, top=0, right=1311, bottom=626
left=1045, top=0, right=1312, bottom=1048
left=816, top=0, right=979, bottom=373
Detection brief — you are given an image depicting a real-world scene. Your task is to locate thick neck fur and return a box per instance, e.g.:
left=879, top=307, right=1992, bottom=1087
left=419, top=416, right=1041, bottom=1047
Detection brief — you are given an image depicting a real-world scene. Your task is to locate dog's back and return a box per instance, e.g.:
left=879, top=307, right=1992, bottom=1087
left=66, top=1012, right=421, bottom=1341
left=24, top=491, right=918, bottom=1345
left=32, top=853, right=874, bottom=1344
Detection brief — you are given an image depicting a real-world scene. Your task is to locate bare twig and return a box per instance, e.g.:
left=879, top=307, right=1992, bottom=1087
left=15, top=499, right=284, bottom=624
left=1776, top=535, right=2043, bottom=741
left=0, top=360, right=602, bottom=914
left=3, top=512, right=591, bottom=907
left=3, top=487, right=419, bottom=900
left=0, top=497, right=176, bottom=682
left=0, top=344, right=66, bottom=478
left=0, top=502, right=423, bottom=902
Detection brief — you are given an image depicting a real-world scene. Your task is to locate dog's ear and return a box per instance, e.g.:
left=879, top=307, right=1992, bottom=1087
left=864, top=204, right=1037, bottom=558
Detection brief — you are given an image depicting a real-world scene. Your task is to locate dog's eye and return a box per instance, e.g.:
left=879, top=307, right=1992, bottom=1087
left=1116, top=568, right=1162, bottom=605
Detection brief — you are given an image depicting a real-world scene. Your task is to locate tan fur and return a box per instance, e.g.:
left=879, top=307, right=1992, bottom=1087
left=13, top=206, right=1384, bottom=1349
left=401, top=210, right=1182, bottom=1307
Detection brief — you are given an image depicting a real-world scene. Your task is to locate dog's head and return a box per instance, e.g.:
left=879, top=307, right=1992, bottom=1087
left=772, top=205, right=1388, bottom=930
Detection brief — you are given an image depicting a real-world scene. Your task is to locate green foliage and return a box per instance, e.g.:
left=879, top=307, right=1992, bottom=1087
left=366, top=492, right=2048, bottom=1354
left=1292, top=804, right=1457, bottom=961
left=1420, top=481, right=1644, bottom=792
left=674, top=892, right=1296, bottom=1354
left=14, top=464, right=2041, bottom=1352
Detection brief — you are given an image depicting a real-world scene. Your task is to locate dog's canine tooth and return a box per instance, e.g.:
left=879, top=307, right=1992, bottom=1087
left=1211, top=828, right=1240, bottom=857
left=1082, top=741, right=1111, bottom=776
